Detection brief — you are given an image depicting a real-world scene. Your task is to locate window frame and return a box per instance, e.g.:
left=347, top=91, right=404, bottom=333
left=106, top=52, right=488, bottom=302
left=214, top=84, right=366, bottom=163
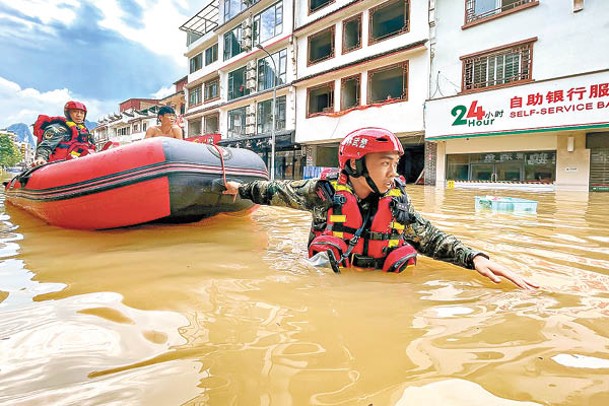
left=307, top=26, right=335, bottom=66
left=342, top=13, right=362, bottom=55
left=188, top=84, right=203, bottom=107
left=340, top=74, right=361, bottom=111
left=256, top=95, right=287, bottom=134
left=204, top=113, right=220, bottom=134
left=204, top=77, right=220, bottom=103
left=227, top=66, right=250, bottom=100
left=463, top=0, right=539, bottom=28
left=253, top=1, right=283, bottom=45
left=368, top=0, right=410, bottom=45
left=205, top=44, right=218, bottom=65
left=257, top=49, right=287, bottom=91
left=307, top=81, right=335, bottom=118
left=367, top=61, right=409, bottom=105
left=308, top=0, right=335, bottom=15
left=189, top=53, right=203, bottom=73
left=223, top=26, right=243, bottom=61
left=460, top=37, right=536, bottom=93
left=227, top=106, right=247, bottom=138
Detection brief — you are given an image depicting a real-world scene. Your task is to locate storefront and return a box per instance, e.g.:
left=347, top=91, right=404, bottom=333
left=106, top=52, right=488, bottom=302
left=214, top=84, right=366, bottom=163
left=217, top=130, right=303, bottom=180
left=425, top=69, right=609, bottom=191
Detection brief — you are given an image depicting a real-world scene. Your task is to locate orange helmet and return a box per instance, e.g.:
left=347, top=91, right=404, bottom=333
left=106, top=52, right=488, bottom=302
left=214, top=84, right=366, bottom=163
left=64, top=100, right=87, bottom=120
left=338, top=127, right=403, bottom=170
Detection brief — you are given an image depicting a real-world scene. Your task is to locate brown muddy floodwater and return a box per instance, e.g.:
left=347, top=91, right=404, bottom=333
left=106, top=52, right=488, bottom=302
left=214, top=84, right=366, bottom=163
left=1, top=183, right=608, bottom=405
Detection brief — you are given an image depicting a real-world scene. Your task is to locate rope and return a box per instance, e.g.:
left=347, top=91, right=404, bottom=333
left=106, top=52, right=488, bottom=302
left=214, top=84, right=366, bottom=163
left=210, top=143, right=236, bottom=202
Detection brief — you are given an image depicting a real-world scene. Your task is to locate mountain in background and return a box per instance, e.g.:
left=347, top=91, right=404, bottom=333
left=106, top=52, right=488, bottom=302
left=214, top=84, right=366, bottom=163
left=5, top=120, right=98, bottom=146
left=7, top=123, right=36, bottom=146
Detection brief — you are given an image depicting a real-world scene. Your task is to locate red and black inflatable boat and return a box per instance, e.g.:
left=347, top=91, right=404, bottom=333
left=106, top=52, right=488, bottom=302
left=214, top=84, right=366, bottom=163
left=4, top=137, right=269, bottom=230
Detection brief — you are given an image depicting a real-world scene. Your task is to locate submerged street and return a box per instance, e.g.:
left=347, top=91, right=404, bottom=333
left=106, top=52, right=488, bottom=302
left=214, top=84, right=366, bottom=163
left=1, top=185, right=608, bottom=405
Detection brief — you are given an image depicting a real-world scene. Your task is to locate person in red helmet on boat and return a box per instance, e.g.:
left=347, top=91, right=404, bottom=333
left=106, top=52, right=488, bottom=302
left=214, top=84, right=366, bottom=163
left=31, top=100, right=97, bottom=167
left=223, top=127, right=538, bottom=290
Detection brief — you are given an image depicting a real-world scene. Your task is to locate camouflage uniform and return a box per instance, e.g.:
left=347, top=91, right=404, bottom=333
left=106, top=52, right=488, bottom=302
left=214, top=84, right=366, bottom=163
left=35, top=122, right=95, bottom=162
left=238, top=179, right=488, bottom=270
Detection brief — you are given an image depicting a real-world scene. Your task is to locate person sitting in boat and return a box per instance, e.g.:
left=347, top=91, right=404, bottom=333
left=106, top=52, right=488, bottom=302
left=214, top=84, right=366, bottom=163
left=223, top=127, right=539, bottom=290
left=144, top=106, right=183, bottom=140
left=31, top=100, right=96, bottom=167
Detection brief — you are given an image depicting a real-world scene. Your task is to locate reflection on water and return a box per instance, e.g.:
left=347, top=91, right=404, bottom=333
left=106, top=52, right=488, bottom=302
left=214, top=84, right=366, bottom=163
left=1, top=185, right=609, bottom=405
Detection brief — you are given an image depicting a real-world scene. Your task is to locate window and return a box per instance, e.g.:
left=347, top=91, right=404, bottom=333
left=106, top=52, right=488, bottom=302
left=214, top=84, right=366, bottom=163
left=368, top=62, right=408, bottom=104
left=224, top=0, right=244, bottom=22
left=228, top=66, right=249, bottom=100
left=307, top=82, right=334, bottom=116
left=258, top=49, right=287, bottom=91
left=143, top=123, right=147, bottom=131
left=462, top=39, right=534, bottom=92
left=308, top=26, right=335, bottom=65
left=190, top=53, right=203, bottom=73
left=309, top=0, right=333, bottom=13
left=447, top=151, right=556, bottom=183
left=204, top=114, right=219, bottom=134
left=223, top=26, right=243, bottom=60
left=257, top=95, right=286, bottom=133
left=189, top=85, right=202, bottom=107
left=341, top=75, right=360, bottom=110
left=228, top=107, right=247, bottom=137
left=133, top=123, right=139, bottom=132
left=205, top=44, right=218, bottom=65
left=188, top=119, right=202, bottom=136
left=253, top=2, right=283, bottom=45
left=464, top=0, right=538, bottom=25
left=342, top=14, right=362, bottom=54
left=204, top=77, right=219, bottom=102
left=369, top=0, right=409, bottom=44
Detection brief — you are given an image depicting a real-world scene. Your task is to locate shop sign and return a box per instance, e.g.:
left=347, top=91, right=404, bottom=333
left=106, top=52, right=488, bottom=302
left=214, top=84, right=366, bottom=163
left=426, top=71, right=609, bottom=139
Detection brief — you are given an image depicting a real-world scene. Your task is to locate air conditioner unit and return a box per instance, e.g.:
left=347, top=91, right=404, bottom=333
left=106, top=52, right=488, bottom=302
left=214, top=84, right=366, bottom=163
left=243, top=26, right=252, bottom=40
left=245, top=69, right=257, bottom=81
left=241, top=37, right=252, bottom=51
left=246, top=78, right=257, bottom=91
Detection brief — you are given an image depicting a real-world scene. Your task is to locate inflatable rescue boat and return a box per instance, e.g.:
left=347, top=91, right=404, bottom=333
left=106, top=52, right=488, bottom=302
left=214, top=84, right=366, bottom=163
left=4, top=137, right=268, bottom=230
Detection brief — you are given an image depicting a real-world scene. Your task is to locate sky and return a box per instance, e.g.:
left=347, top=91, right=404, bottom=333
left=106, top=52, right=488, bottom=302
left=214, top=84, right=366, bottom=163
left=0, top=0, right=203, bottom=128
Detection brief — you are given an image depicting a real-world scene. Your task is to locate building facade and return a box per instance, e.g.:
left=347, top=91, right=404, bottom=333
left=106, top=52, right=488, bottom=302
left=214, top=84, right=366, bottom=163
left=292, top=0, right=429, bottom=183
left=181, top=0, right=300, bottom=180
left=425, top=0, right=609, bottom=191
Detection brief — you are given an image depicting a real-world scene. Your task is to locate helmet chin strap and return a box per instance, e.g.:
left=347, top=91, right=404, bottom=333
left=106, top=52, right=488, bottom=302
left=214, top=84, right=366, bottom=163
left=345, top=158, right=381, bottom=195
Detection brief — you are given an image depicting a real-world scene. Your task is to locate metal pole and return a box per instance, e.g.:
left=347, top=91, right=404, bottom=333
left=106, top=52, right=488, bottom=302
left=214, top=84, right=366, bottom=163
left=257, top=44, right=277, bottom=181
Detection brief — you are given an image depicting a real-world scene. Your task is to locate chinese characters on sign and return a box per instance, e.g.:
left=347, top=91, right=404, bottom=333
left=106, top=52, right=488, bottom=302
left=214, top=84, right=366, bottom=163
left=509, top=82, right=609, bottom=117
left=450, top=82, right=609, bottom=128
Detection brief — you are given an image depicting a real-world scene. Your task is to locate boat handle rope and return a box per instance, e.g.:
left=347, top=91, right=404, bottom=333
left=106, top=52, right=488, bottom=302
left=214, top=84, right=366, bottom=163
left=209, top=144, right=236, bottom=202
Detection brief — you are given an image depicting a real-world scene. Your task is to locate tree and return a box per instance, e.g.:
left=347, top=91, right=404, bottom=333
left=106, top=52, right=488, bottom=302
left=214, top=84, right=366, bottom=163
left=0, top=133, right=23, bottom=168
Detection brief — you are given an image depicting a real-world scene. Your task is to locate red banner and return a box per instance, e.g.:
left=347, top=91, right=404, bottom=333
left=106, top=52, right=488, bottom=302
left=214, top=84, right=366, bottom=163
left=184, top=134, right=221, bottom=144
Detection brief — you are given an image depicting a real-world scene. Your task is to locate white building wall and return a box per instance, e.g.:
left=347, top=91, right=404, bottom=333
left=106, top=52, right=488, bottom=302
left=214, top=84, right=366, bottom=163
left=430, top=1, right=609, bottom=99
left=426, top=1, right=609, bottom=191
left=295, top=50, right=429, bottom=144
left=294, top=0, right=431, bottom=146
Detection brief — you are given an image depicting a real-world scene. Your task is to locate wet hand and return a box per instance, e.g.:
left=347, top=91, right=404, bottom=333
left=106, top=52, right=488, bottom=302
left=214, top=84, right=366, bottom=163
left=31, top=158, right=47, bottom=167
left=473, top=255, right=539, bottom=290
left=223, top=181, right=241, bottom=196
